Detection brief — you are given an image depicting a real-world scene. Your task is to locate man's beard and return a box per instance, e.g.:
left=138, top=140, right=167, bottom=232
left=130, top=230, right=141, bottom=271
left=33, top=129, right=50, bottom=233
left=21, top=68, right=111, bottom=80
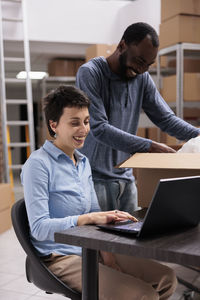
left=118, top=52, right=129, bottom=81
left=119, top=52, right=137, bottom=81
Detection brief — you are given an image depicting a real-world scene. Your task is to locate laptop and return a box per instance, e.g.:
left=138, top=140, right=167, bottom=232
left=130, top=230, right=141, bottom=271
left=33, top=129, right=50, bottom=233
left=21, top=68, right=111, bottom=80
left=97, top=176, right=200, bottom=238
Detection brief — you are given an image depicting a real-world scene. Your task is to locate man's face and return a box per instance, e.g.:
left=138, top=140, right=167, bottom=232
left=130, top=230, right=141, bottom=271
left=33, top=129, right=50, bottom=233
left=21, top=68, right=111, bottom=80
left=118, top=35, right=158, bottom=80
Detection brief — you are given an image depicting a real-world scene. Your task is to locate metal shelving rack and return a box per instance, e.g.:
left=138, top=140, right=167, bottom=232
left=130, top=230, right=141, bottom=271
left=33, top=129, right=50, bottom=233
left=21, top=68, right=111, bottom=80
left=0, top=0, right=35, bottom=184
left=40, top=76, right=76, bottom=98
left=157, top=43, right=200, bottom=120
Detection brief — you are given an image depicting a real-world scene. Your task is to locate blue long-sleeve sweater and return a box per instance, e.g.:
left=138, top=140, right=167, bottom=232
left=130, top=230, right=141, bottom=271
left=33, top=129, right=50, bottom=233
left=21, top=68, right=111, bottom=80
left=76, top=56, right=200, bottom=182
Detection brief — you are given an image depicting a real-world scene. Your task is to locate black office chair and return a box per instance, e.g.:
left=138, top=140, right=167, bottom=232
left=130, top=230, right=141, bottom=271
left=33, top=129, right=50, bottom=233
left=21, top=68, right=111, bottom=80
left=177, top=267, right=200, bottom=300
left=11, top=198, right=81, bottom=300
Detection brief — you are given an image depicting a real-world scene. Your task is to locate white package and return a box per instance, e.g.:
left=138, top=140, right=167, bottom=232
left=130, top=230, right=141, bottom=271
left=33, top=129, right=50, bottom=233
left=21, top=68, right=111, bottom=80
left=178, top=136, right=200, bottom=153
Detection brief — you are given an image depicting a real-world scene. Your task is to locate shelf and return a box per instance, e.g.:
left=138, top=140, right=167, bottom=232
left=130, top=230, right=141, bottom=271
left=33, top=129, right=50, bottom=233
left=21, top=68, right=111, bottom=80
left=39, top=76, right=76, bottom=98
left=158, top=43, right=200, bottom=57
left=149, top=67, right=175, bottom=76
left=41, top=76, right=76, bottom=83
left=157, top=43, right=200, bottom=119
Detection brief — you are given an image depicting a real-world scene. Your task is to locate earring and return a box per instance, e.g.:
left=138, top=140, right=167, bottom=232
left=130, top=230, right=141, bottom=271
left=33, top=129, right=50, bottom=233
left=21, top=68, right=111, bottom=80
left=54, top=132, right=57, bottom=138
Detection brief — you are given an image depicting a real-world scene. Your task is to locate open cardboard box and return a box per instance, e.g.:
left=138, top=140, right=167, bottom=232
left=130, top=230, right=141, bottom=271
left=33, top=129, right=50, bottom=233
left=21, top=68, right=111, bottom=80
left=117, top=153, right=200, bottom=208
left=0, top=183, right=14, bottom=234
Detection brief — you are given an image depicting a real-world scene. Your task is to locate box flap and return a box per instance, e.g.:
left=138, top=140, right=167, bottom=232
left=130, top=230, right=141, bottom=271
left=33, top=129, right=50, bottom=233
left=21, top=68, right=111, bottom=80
left=117, top=153, right=200, bottom=169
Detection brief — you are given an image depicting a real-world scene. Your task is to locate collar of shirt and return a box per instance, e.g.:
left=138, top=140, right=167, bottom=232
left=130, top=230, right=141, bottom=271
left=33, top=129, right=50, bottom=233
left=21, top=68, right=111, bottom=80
left=42, top=140, right=86, bottom=164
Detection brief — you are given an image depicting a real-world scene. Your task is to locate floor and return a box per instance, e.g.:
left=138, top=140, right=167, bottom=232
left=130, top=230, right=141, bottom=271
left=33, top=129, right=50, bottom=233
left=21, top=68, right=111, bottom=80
left=0, top=184, right=199, bottom=300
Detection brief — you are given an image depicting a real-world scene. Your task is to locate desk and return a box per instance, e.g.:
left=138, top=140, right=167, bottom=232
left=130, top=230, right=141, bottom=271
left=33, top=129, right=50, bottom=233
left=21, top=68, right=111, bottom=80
left=55, top=225, right=200, bottom=300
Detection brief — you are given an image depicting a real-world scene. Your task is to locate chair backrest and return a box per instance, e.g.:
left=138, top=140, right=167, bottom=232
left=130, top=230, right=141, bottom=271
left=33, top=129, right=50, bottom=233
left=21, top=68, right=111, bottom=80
left=11, top=198, right=81, bottom=300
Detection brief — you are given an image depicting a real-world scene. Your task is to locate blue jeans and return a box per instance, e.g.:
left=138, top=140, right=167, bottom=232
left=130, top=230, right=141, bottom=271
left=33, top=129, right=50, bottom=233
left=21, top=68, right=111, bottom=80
left=94, top=180, right=138, bottom=214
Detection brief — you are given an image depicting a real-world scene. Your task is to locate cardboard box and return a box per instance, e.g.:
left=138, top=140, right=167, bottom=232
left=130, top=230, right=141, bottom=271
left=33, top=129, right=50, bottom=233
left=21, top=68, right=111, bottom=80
left=161, top=0, right=200, bottom=22
left=0, top=115, right=3, bottom=183
left=0, top=183, right=13, bottom=211
left=147, top=128, right=179, bottom=145
left=0, top=149, right=3, bottom=183
left=0, top=208, right=12, bottom=234
left=75, top=59, right=85, bottom=72
left=86, top=44, right=117, bottom=62
left=168, top=144, right=183, bottom=151
left=184, top=107, right=200, bottom=120
left=0, top=183, right=14, bottom=234
left=149, top=56, right=168, bottom=70
left=167, top=58, right=200, bottom=73
left=118, top=153, right=200, bottom=207
left=159, top=15, right=200, bottom=49
left=48, top=59, right=84, bottom=76
left=160, top=132, right=178, bottom=145
left=48, top=59, right=75, bottom=76
left=147, top=127, right=160, bottom=142
left=137, top=127, right=146, bottom=138
left=161, top=73, right=200, bottom=102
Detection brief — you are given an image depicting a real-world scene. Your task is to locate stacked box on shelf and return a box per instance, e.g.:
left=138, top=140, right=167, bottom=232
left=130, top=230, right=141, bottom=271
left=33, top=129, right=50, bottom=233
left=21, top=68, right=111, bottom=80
left=160, top=59, right=200, bottom=124
left=135, top=127, right=181, bottom=149
left=159, top=0, right=200, bottom=49
left=161, top=58, right=200, bottom=101
left=136, top=127, right=146, bottom=138
left=161, top=0, right=200, bottom=22
left=183, top=108, right=200, bottom=123
left=161, top=73, right=200, bottom=102
left=86, top=44, right=117, bottom=62
left=48, top=58, right=85, bottom=76
left=159, top=0, right=200, bottom=123
left=149, top=56, right=168, bottom=71
left=167, top=58, right=200, bottom=72
left=147, top=127, right=180, bottom=149
left=147, top=127, right=160, bottom=142
left=160, top=15, right=200, bottom=49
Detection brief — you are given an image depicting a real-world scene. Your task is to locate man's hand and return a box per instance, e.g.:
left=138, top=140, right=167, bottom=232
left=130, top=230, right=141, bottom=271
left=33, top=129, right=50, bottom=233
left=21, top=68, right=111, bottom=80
left=149, top=141, right=176, bottom=153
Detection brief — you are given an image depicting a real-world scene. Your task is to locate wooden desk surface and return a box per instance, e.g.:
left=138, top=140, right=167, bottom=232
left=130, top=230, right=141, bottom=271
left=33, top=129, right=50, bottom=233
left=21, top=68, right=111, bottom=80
left=55, top=224, right=200, bottom=267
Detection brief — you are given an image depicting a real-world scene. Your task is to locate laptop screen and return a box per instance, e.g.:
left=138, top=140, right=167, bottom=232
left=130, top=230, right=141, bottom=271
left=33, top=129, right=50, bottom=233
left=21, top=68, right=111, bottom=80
left=98, top=176, right=200, bottom=238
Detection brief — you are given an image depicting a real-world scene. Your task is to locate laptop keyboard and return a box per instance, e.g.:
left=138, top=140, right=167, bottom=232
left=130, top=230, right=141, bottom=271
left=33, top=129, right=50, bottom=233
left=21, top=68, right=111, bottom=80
left=114, top=220, right=143, bottom=231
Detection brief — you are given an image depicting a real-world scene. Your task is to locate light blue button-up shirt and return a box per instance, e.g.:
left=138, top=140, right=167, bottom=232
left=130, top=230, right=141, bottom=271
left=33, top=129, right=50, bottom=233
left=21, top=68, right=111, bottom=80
left=21, top=140, right=100, bottom=256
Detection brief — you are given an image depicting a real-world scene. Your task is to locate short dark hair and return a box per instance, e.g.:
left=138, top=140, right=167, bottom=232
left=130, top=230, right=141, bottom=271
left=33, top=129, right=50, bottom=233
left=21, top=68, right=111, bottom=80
left=43, top=85, right=90, bottom=137
left=121, top=22, right=159, bottom=47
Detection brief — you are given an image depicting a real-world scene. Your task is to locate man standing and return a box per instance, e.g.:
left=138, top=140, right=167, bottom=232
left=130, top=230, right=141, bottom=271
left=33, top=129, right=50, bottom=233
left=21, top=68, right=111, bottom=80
left=76, top=22, right=200, bottom=213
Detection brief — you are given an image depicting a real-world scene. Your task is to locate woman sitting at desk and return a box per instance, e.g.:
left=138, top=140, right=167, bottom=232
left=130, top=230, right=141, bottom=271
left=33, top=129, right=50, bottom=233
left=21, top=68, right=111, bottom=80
left=21, top=85, right=177, bottom=300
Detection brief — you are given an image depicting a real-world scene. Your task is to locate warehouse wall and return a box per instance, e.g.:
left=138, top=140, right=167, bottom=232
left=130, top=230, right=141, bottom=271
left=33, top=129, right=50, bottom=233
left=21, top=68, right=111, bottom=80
left=27, top=0, right=126, bottom=44
left=27, top=0, right=161, bottom=44
left=118, top=0, right=160, bottom=37
left=3, top=0, right=161, bottom=44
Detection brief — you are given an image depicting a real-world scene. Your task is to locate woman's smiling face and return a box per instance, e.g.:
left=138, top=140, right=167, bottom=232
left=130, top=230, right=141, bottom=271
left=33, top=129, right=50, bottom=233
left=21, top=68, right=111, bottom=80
left=50, top=106, right=90, bottom=155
